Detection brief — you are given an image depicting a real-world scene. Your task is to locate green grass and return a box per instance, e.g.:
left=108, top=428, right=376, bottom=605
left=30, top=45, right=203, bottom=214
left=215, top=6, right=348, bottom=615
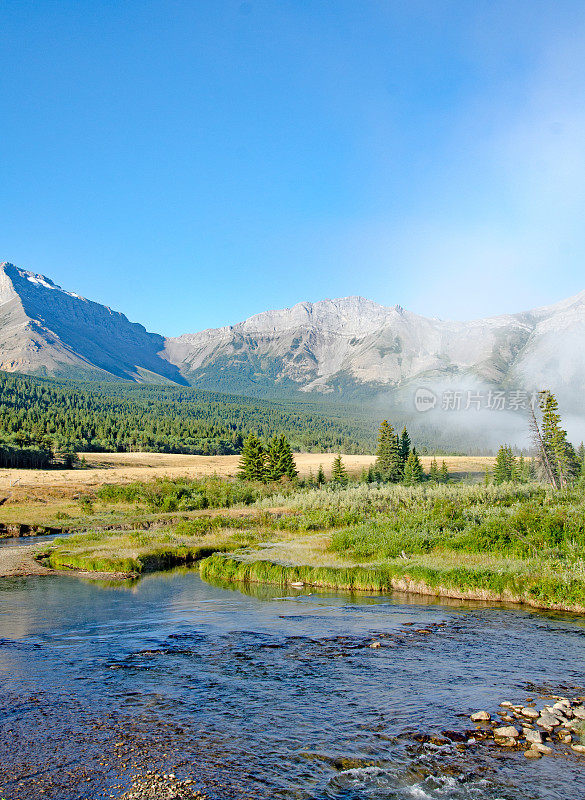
left=200, top=482, right=585, bottom=611
left=40, top=524, right=266, bottom=574
left=36, top=478, right=585, bottom=610
left=199, top=551, right=585, bottom=609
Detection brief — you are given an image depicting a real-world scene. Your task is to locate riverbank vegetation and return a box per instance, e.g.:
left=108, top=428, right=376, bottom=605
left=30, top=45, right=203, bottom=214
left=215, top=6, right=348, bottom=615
left=32, top=478, right=585, bottom=610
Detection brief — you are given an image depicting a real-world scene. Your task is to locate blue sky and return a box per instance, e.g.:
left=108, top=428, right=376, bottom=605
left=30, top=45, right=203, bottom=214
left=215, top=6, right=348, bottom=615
left=2, top=1, right=585, bottom=336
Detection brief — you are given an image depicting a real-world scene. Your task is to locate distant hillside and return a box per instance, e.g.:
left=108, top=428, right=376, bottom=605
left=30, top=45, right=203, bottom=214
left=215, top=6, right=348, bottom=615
left=0, top=371, right=380, bottom=455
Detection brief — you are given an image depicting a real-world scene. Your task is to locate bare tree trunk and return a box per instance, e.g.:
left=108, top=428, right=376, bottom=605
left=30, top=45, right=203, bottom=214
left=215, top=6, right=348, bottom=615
left=529, top=405, right=558, bottom=489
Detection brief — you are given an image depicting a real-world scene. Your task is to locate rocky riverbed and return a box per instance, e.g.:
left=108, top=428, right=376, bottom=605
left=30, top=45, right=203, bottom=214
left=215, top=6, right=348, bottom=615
left=468, top=693, right=585, bottom=759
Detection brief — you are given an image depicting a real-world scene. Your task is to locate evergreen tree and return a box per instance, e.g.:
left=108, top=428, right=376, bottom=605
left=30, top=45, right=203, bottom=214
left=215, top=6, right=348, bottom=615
left=266, top=434, right=298, bottom=481
left=316, top=464, right=326, bottom=485
left=493, top=445, right=516, bottom=483
left=331, top=454, right=348, bottom=486
left=429, top=457, right=439, bottom=482
left=238, top=434, right=266, bottom=481
left=403, top=449, right=424, bottom=485
left=439, top=461, right=449, bottom=483
left=400, top=426, right=411, bottom=464
left=516, top=454, right=527, bottom=483
left=540, top=391, right=578, bottom=488
left=375, top=420, right=403, bottom=482
left=367, top=464, right=379, bottom=483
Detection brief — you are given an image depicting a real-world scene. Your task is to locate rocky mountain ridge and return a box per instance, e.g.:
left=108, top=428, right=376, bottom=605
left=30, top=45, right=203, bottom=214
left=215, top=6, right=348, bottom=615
left=0, top=261, right=583, bottom=409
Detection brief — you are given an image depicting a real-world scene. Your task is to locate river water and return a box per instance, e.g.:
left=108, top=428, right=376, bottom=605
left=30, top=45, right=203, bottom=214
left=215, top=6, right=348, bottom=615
left=1, top=567, right=585, bottom=800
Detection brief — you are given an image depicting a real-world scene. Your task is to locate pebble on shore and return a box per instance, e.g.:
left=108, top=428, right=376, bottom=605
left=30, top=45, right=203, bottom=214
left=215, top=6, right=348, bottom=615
left=469, top=693, right=585, bottom=761
left=120, top=772, right=205, bottom=800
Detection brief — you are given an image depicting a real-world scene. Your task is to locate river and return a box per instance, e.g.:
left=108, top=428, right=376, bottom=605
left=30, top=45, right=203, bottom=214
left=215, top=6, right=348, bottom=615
left=1, top=565, right=585, bottom=799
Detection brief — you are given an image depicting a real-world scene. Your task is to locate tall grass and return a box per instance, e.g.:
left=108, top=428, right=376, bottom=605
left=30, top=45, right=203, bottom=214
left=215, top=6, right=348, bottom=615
left=95, top=476, right=297, bottom=512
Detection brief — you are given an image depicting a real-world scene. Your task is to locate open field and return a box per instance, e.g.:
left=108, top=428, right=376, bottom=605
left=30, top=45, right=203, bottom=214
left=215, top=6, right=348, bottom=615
left=0, top=452, right=495, bottom=495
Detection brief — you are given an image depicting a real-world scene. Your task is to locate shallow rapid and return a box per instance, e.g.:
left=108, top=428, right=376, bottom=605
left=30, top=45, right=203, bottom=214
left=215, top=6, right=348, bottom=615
left=1, top=569, right=584, bottom=799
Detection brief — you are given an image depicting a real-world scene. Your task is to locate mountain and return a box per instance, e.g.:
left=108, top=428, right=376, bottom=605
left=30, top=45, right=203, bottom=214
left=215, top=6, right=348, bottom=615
left=164, top=297, right=535, bottom=397
left=1, top=260, right=584, bottom=417
left=0, top=262, right=186, bottom=384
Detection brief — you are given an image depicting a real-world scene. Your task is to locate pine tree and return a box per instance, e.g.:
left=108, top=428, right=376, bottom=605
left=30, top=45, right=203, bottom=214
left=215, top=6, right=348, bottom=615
left=493, top=445, right=516, bottom=483
left=439, top=460, right=449, bottom=483
left=238, top=434, right=267, bottom=481
left=331, top=454, right=348, bottom=486
left=375, top=421, right=403, bottom=482
left=429, top=457, right=439, bottom=482
left=403, top=449, right=424, bottom=485
left=316, top=464, right=326, bottom=485
left=517, top=454, right=527, bottom=483
left=400, top=426, right=411, bottom=464
left=266, top=434, right=298, bottom=481
left=540, top=391, right=578, bottom=488
left=367, top=464, right=378, bottom=483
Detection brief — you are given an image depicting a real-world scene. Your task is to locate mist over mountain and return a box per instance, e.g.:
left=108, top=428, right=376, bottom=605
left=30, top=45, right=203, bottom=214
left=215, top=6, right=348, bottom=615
left=0, top=261, right=582, bottom=444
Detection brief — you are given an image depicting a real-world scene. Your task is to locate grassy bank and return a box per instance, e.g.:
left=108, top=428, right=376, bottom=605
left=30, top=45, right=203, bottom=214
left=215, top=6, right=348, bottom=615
left=201, top=482, right=585, bottom=611
left=35, top=479, right=585, bottom=611
left=199, top=551, right=585, bottom=610
left=39, top=519, right=267, bottom=574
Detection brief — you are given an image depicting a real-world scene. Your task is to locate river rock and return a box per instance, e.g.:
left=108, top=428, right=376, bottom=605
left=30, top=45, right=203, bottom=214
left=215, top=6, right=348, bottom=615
left=369, top=641, right=381, bottom=649
left=536, top=713, right=560, bottom=730
left=496, top=737, right=518, bottom=747
left=572, top=744, right=585, bottom=754
left=524, top=748, right=542, bottom=759
left=532, top=743, right=553, bottom=755
left=573, top=706, right=585, bottom=720
left=525, top=729, right=543, bottom=745
left=521, top=707, right=539, bottom=720
left=471, top=711, right=490, bottom=722
left=493, top=726, right=520, bottom=739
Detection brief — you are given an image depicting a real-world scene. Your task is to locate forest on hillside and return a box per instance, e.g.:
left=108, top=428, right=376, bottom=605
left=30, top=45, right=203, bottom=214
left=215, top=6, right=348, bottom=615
left=0, top=372, right=522, bottom=464
left=0, top=372, right=379, bottom=456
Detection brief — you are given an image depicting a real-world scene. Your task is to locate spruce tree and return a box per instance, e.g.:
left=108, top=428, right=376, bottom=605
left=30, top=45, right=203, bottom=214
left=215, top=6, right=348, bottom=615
left=375, top=420, right=403, bottom=482
left=238, top=434, right=267, bottom=481
left=403, top=449, right=424, bottom=485
left=265, top=435, right=298, bottom=481
left=316, top=464, right=326, bottom=485
left=331, top=454, right=348, bottom=486
left=367, top=464, right=378, bottom=483
left=540, top=391, right=578, bottom=488
left=493, top=445, right=515, bottom=483
left=429, top=457, right=439, bottom=482
left=400, top=426, right=411, bottom=464
left=439, top=461, right=449, bottom=483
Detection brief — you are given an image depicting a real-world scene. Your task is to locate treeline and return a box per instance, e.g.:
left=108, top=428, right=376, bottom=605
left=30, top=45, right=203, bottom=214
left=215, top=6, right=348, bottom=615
left=0, top=372, right=376, bottom=456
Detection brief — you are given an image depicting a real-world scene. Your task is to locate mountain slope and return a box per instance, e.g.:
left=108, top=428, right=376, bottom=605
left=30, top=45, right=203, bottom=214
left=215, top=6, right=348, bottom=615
left=0, top=263, right=186, bottom=384
left=164, top=296, right=535, bottom=396
left=0, top=260, right=584, bottom=412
